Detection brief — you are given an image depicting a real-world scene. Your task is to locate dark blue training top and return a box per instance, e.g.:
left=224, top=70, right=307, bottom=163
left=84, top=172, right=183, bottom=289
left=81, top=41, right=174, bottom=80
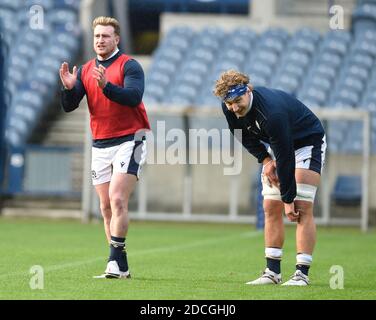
left=60, top=51, right=145, bottom=148
left=222, top=86, right=325, bottom=203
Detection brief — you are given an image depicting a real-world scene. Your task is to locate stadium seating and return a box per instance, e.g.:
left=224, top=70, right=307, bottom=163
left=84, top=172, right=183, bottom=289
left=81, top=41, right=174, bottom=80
left=144, top=18, right=376, bottom=153
left=0, top=0, right=81, bottom=146
left=352, top=1, right=376, bottom=34
left=331, top=175, right=362, bottom=206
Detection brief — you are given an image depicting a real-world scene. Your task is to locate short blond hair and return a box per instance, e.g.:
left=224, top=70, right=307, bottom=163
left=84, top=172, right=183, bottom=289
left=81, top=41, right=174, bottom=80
left=92, top=16, right=120, bottom=36
left=213, top=69, right=253, bottom=99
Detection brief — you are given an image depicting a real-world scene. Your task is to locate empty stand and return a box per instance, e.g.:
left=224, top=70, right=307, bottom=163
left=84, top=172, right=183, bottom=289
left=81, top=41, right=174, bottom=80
left=1, top=0, right=81, bottom=146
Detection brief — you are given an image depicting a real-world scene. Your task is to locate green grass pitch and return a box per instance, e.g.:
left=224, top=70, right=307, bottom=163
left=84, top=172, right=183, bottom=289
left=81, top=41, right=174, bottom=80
left=0, top=217, right=375, bottom=300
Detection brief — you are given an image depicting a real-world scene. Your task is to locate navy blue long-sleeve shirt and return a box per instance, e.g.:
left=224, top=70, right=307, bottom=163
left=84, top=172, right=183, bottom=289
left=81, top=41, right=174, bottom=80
left=222, top=86, right=325, bottom=203
left=60, top=51, right=145, bottom=112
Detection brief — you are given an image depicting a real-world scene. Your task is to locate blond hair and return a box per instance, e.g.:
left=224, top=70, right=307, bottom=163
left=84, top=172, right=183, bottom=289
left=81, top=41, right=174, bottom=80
left=92, top=16, right=120, bottom=36
left=213, top=69, right=253, bottom=99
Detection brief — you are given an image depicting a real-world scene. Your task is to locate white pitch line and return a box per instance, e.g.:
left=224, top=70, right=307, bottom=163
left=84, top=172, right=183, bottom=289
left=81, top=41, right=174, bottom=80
left=0, top=230, right=262, bottom=280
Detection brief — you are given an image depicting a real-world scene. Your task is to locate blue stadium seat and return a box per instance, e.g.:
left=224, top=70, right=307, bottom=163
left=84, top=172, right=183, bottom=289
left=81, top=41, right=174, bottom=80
left=225, top=36, right=253, bottom=53
left=218, top=48, right=246, bottom=65
left=0, top=8, right=15, bottom=23
left=281, top=63, right=305, bottom=78
left=294, top=27, right=321, bottom=43
left=331, top=175, right=362, bottom=206
left=52, top=31, right=81, bottom=52
left=258, top=37, right=285, bottom=54
left=271, top=75, right=299, bottom=94
left=249, top=50, right=279, bottom=66
left=16, top=43, right=39, bottom=62
left=320, top=38, right=348, bottom=56
left=261, top=27, right=290, bottom=42
left=48, top=8, right=78, bottom=26
left=299, top=87, right=327, bottom=106
left=0, top=0, right=22, bottom=10
left=325, top=30, right=352, bottom=43
left=245, top=63, right=273, bottom=78
left=312, top=63, right=338, bottom=80
left=347, top=52, right=374, bottom=69
left=307, top=76, right=332, bottom=92
left=175, top=72, right=203, bottom=88
left=146, top=72, right=171, bottom=87
left=353, top=41, right=376, bottom=59
left=180, top=60, right=210, bottom=76
left=194, top=93, right=219, bottom=108
left=17, top=30, right=45, bottom=49
left=331, top=89, right=361, bottom=107
left=345, top=65, right=369, bottom=82
left=337, top=77, right=365, bottom=94
left=228, top=27, right=258, bottom=43
left=319, top=52, right=343, bottom=69
left=282, top=51, right=311, bottom=67
left=6, top=126, right=28, bottom=146
left=352, top=3, right=376, bottom=34
left=213, top=60, right=242, bottom=74
left=30, top=68, right=58, bottom=92
left=191, top=48, right=216, bottom=63
left=7, top=68, right=25, bottom=87
left=53, top=0, right=81, bottom=10
left=144, top=83, right=166, bottom=103
left=155, top=48, right=184, bottom=64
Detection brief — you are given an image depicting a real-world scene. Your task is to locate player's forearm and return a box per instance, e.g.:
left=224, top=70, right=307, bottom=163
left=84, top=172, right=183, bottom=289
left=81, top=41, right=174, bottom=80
left=102, top=82, right=142, bottom=107
left=60, top=87, right=83, bottom=112
left=231, top=127, right=269, bottom=163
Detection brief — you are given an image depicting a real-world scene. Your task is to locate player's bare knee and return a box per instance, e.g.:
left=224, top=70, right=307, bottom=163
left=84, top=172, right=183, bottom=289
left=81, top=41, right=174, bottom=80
left=100, top=202, right=112, bottom=219
left=109, top=197, right=124, bottom=210
left=295, top=200, right=313, bottom=212
left=263, top=201, right=283, bottom=220
left=263, top=202, right=280, bottom=211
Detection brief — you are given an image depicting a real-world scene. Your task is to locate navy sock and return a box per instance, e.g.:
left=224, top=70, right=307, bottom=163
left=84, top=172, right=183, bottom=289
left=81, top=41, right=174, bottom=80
left=266, top=257, right=281, bottom=274
left=121, top=249, right=129, bottom=272
left=109, top=236, right=128, bottom=271
left=296, top=264, right=310, bottom=276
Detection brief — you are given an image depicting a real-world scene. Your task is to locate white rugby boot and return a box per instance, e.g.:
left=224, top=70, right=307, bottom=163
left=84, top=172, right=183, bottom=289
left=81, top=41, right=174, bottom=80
left=246, top=268, right=282, bottom=285
left=94, top=260, right=131, bottom=279
left=105, top=260, right=131, bottom=279
left=282, top=270, right=309, bottom=286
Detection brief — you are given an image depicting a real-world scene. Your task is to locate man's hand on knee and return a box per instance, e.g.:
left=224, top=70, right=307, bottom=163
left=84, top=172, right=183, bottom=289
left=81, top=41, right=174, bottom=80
left=263, top=159, right=279, bottom=188
left=284, top=202, right=300, bottom=222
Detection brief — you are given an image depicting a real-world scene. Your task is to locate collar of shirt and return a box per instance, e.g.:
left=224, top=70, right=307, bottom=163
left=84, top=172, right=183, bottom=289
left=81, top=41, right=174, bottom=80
left=97, top=47, right=119, bottom=61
